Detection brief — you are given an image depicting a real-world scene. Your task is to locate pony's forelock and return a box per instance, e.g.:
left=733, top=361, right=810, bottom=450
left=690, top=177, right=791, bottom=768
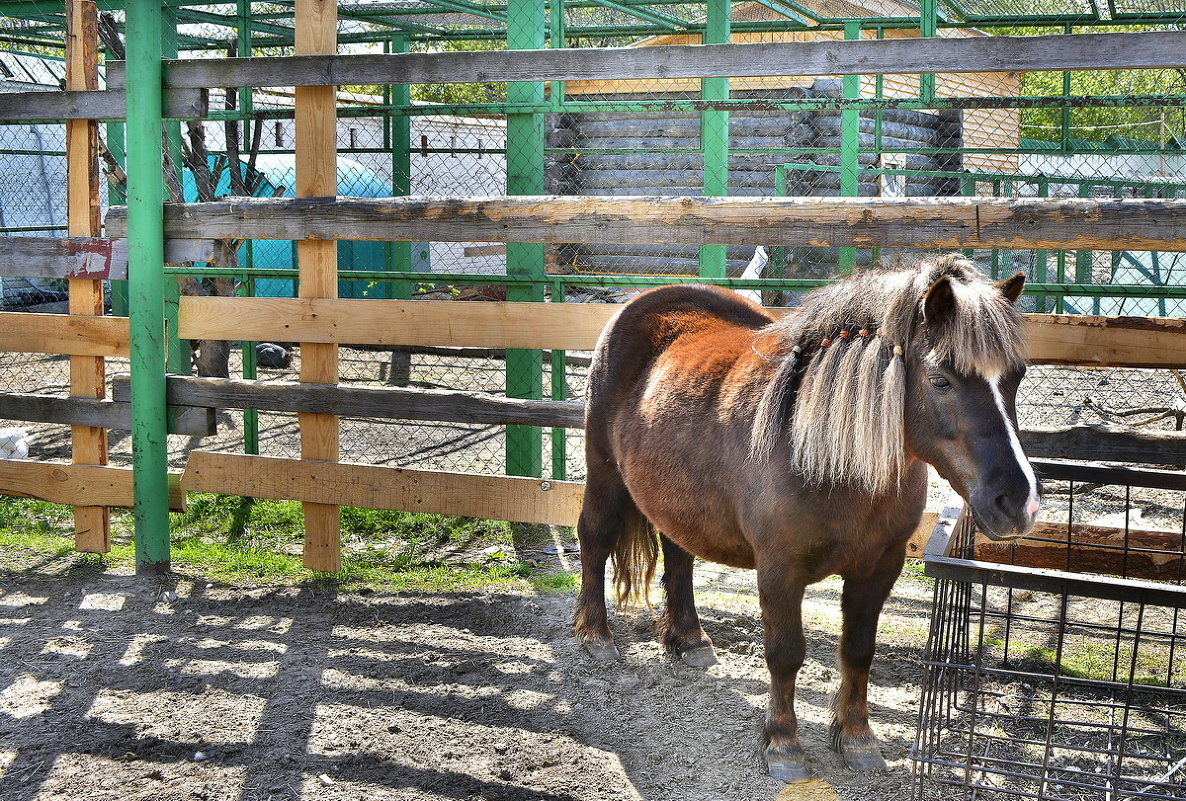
left=749, top=254, right=1025, bottom=495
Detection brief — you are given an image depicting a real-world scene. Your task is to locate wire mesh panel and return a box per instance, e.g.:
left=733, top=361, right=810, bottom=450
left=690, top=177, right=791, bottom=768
left=914, top=462, right=1186, bottom=801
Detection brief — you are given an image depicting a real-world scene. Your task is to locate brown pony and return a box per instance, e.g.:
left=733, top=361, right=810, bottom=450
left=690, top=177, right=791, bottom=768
left=574, top=254, right=1040, bottom=782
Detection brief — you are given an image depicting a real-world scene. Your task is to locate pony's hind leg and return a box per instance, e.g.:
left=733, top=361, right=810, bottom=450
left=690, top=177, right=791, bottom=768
left=573, top=464, right=633, bottom=662
left=829, top=547, right=905, bottom=772
left=657, top=534, right=717, bottom=667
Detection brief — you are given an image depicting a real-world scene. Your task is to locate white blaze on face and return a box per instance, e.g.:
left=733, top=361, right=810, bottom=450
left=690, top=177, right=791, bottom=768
left=985, top=372, right=1041, bottom=521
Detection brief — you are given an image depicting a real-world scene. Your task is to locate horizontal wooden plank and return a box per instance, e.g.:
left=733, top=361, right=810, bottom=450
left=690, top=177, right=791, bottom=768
left=178, top=297, right=1186, bottom=371
left=0, top=460, right=186, bottom=510
left=105, top=196, right=1186, bottom=252
left=0, top=391, right=215, bottom=436
left=178, top=296, right=619, bottom=349
left=1025, top=314, right=1186, bottom=369
left=0, top=87, right=207, bottom=121
left=0, top=312, right=130, bottom=357
left=976, top=522, right=1186, bottom=583
left=111, top=374, right=585, bottom=428
left=1021, top=424, right=1186, bottom=465
left=164, top=239, right=218, bottom=265
left=0, top=237, right=126, bottom=280
left=181, top=451, right=584, bottom=526
left=106, top=32, right=1186, bottom=90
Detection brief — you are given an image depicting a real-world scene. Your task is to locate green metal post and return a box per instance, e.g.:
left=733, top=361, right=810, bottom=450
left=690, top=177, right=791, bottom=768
left=919, top=0, right=936, bottom=102
left=550, top=0, right=566, bottom=106
left=699, top=0, right=729, bottom=278
left=1035, top=176, right=1050, bottom=313
left=839, top=21, right=861, bottom=274
left=388, top=33, right=413, bottom=302
left=106, top=120, right=127, bottom=316
left=126, top=0, right=170, bottom=574
left=236, top=0, right=258, bottom=455
left=551, top=281, right=567, bottom=481
left=161, top=10, right=186, bottom=375
left=505, top=0, right=546, bottom=478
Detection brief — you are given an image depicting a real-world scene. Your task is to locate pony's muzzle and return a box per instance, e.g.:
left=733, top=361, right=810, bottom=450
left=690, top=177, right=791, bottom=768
left=971, top=485, right=1040, bottom=541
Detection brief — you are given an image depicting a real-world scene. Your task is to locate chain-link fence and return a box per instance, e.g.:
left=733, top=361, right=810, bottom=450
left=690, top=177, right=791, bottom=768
left=0, top=2, right=1184, bottom=483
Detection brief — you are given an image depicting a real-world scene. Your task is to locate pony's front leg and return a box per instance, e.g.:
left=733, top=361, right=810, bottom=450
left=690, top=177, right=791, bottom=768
left=758, top=571, right=809, bottom=782
left=829, top=548, right=905, bottom=772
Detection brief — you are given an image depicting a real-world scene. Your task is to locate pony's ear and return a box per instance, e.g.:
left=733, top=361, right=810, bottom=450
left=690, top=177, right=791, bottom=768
left=996, top=271, right=1026, bottom=305
left=923, top=275, right=957, bottom=327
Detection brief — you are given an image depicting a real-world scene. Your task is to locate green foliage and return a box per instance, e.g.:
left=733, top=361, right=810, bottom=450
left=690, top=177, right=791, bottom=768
left=986, top=25, right=1186, bottom=143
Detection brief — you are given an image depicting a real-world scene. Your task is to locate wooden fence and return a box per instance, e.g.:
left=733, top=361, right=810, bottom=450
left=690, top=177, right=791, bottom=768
left=0, top=2, right=1184, bottom=573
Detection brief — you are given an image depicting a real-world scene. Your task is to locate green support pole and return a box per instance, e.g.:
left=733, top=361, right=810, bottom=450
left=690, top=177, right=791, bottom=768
left=106, top=120, right=127, bottom=316
left=126, top=0, right=170, bottom=574
left=699, top=0, right=729, bottom=278
left=505, top=0, right=546, bottom=478
left=1035, top=177, right=1050, bottom=313
left=919, top=0, right=936, bottom=102
left=388, top=33, right=413, bottom=302
left=236, top=0, right=258, bottom=455
left=551, top=280, right=567, bottom=481
left=161, top=10, right=186, bottom=375
left=550, top=0, right=566, bottom=106
left=839, top=21, right=861, bottom=275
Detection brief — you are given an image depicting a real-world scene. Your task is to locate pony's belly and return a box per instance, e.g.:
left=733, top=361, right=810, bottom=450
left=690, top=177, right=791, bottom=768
left=627, top=487, right=757, bottom=569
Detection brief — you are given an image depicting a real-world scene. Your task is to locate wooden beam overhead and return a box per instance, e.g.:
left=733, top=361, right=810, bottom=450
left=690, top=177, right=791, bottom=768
left=107, top=31, right=1186, bottom=88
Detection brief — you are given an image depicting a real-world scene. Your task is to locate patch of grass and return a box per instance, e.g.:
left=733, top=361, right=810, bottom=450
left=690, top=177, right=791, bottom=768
left=0, top=495, right=568, bottom=595
left=530, top=571, right=578, bottom=594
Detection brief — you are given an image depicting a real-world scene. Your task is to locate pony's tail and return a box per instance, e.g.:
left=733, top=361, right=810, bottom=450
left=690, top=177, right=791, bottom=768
left=611, top=505, right=659, bottom=610
left=749, top=344, right=802, bottom=461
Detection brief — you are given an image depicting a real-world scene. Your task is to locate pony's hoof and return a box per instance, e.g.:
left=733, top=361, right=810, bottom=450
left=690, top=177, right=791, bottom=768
left=678, top=643, right=718, bottom=668
left=582, top=637, right=620, bottom=662
left=828, top=719, right=887, bottom=772
left=766, top=747, right=811, bottom=783
left=840, top=745, right=887, bottom=772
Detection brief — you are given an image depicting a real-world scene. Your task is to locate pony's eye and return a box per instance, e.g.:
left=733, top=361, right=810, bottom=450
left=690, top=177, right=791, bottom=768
left=929, top=375, right=952, bottom=390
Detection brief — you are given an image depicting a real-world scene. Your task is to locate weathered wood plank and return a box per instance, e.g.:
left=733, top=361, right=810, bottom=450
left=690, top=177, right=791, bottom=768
left=0, top=237, right=127, bottom=280
left=975, top=522, right=1186, bottom=583
left=112, top=374, right=587, bottom=428
left=295, top=0, right=341, bottom=574
left=66, top=0, right=109, bottom=554
left=177, top=298, right=1186, bottom=371
left=104, top=196, right=1186, bottom=252
left=1021, top=424, right=1186, bottom=466
left=1025, top=314, right=1186, bottom=369
left=0, top=460, right=186, bottom=510
left=0, top=88, right=207, bottom=121
left=0, top=312, right=130, bottom=357
left=106, top=31, right=1186, bottom=89
left=177, top=296, right=619, bottom=349
left=0, top=391, right=215, bottom=436
left=181, top=452, right=585, bottom=527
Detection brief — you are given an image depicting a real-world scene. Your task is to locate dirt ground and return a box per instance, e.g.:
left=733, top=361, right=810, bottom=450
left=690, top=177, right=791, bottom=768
left=0, top=556, right=935, bottom=801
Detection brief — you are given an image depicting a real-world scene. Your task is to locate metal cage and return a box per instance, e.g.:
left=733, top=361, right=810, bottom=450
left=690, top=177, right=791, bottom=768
left=913, top=461, right=1186, bottom=801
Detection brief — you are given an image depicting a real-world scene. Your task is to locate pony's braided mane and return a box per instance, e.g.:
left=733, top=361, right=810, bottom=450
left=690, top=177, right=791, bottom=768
left=749, top=254, right=1025, bottom=495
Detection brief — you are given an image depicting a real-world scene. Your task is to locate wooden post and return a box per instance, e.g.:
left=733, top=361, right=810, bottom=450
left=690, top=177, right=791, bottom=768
left=66, top=0, right=109, bottom=553
left=295, top=0, right=341, bottom=572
